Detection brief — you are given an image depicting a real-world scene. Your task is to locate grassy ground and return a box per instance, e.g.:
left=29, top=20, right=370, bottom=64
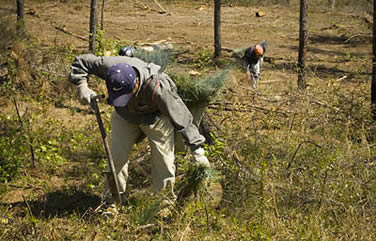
left=1, top=0, right=375, bottom=240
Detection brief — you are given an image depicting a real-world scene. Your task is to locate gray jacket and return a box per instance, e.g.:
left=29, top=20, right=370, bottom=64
left=69, top=54, right=205, bottom=147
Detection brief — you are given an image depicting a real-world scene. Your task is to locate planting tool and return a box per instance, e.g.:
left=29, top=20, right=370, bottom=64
left=90, top=94, right=123, bottom=204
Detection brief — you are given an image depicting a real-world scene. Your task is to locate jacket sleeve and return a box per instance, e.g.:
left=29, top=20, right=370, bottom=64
left=68, top=54, right=108, bottom=85
left=155, top=74, right=205, bottom=147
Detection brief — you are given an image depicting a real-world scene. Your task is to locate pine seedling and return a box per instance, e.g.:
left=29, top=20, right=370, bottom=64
left=170, top=67, right=231, bottom=106
left=133, top=46, right=173, bottom=73
left=136, top=198, right=162, bottom=225
left=232, top=46, right=248, bottom=59
left=177, top=164, right=220, bottom=204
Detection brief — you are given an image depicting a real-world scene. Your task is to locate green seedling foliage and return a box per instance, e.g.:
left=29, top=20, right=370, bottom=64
left=194, top=48, right=213, bottom=69
left=133, top=46, right=173, bottom=73
left=0, top=134, right=26, bottom=182
left=169, top=68, right=230, bottom=106
left=136, top=197, right=163, bottom=225
left=177, top=164, right=220, bottom=203
left=95, top=30, right=121, bottom=57
left=0, top=114, right=29, bottom=182
left=231, top=46, right=248, bottom=59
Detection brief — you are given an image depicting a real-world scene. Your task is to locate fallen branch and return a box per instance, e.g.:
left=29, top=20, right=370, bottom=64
left=286, top=140, right=322, bottom=170
left=304, top=94, right=341, bottom=112
left=134, top=0, right=149, bottom=10
left=22, top=194, right=34, bottom=218
left=344, top=34, right=362, bottom=43
left=336, top=75, right=347, bottom=82
left=172, top=49, right=189, bottom=57
left=179, top=220, right=193, bottom=241
left=135, top=223, right=156, bottom=231
left=54, top=26, right=87, bottom=41
left=13, top=98, right=35, bottom=166
left=208, top=102, right=290, bottom=116
left=260, top=79, right=282, bottom=84
left=221, top=46, right=234, bottom=52
left=153, top=0, right=169, bottom=14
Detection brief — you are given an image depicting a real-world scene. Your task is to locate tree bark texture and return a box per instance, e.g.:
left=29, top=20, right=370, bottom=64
left=214, top=0, right=221, bottom=58
left=371, top=0, right=376, bottom=118
left=297, top=0, right=308, bottom=89
left=89, top=0, right=99, bottom=53
left=100, top=0, right=105, bottom=30
left=16, top=0, right=25, bottom=38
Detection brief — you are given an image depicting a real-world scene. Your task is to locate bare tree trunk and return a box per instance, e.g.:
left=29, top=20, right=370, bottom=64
left=89, top=0, right=99, bottom=53
left=214, top=0, right=221, bottom=58
left=297, top=0, right=308, bottom=89
left=100, top=0, right=105, bottom=30
left=371, top=0, right=376, bottom=118
left=16, top=0, right=25, bottom=38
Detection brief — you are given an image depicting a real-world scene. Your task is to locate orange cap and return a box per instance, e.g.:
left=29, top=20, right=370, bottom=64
left=255, top=45, right=264, bottom=56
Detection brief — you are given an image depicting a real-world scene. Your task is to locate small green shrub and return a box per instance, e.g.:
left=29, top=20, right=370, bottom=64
left=0, top=136, right=26, bottom=182
left=194, top=48, right=213, bottom=69
left=0, top=115, right=28, bottom=182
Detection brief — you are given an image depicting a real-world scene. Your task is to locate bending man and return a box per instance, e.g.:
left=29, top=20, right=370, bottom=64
left=68, top=54, right=209, bottom=203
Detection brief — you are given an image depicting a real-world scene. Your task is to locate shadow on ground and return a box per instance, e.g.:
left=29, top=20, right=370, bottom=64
left=310, top=33, right=372, bottom=49
left=1, top=188, right=101, bottom=219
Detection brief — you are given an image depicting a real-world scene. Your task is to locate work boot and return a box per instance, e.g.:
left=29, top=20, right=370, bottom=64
left=157, top=196, right=175, bottom=219
left=94, top=201, right=119, bottom=218
left=100, top=203, right=119, bottom=218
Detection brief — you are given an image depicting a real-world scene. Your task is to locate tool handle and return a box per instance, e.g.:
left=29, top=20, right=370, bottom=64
left=90, top=94, right=105, bottom=102
left=90, top=94, right=123, bottom=204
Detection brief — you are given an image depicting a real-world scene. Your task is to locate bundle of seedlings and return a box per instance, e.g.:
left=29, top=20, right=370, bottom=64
left=176, top=163, right=220, bottom=205
left=133, top=45, right=230, bottom=107
left=168, top=68, right=231, bottom=107
left=231, top=46, right=248, bottom=59
left=133, top=45, right=173, bottom=73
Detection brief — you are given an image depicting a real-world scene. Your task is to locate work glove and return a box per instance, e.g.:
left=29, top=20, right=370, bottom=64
left=192, top=147, right=210, bottom=167
left=77, top=81, right=97, bottom=105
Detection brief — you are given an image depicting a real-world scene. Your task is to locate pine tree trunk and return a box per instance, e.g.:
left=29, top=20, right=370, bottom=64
left=297, top=0, right=308, bottom=89
left=16, top=0, right=25, bottom=38
left=89, top=0, right=99, bottom=53
left=214, top=0, right=221, bottom=58
left=100, top=0, right=105, bottom=31
left=371, top=0, right=376, bottom=118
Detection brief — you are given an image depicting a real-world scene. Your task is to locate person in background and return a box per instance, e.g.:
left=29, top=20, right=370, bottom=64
left=118, top=46, right=136, bottom=57
left=242, top=41, right=267, bottom=89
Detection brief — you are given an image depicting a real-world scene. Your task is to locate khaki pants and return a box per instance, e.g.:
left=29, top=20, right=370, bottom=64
left=104, top=110, right=176, bottom=199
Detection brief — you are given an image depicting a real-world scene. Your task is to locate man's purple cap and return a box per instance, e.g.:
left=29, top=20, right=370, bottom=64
left=106, top=63, right=137, bottom=107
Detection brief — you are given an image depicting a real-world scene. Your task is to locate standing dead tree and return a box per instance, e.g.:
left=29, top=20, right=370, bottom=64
left=16, top=0, right=25, bottom=38
left=297, top=0, right=308, bottom=89
left=214, top=0, right=221, bottom=59
left=89, top=0, right=99, bottom=53
left=100, top=0, right=105, bottom=30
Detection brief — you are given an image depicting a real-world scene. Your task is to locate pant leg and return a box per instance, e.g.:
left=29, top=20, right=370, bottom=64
left=140, top=115, right=175, bottom=196
left=104, top=110, right=142, bottom=197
